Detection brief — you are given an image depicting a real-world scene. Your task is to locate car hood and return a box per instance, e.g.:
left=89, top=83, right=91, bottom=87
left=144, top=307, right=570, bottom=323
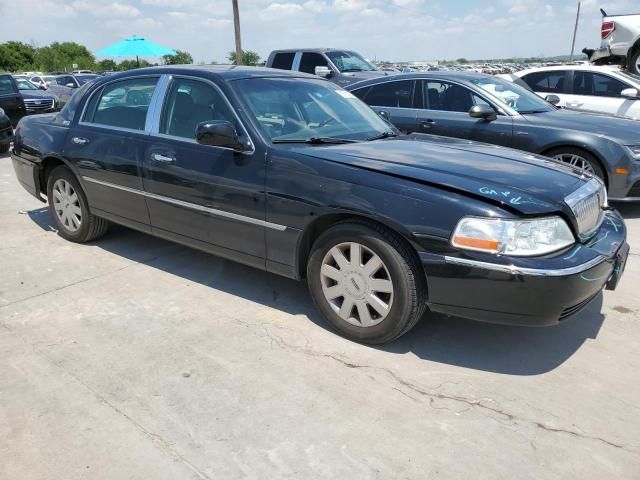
left=20, top=90, right=58, bottom=100
left=522, top=108, right=640, bottom=142
left=295, top=135, right=586, bottom=215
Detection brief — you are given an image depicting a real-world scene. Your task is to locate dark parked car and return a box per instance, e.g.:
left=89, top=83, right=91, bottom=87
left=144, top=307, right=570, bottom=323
left=11, top=66, right=628, bottom=343
left=266, top=48, right=389, bottom=86
left=13, top=77, right=59, bottom=114
left=348, top=72, right=640, bottom=201
left=0, top=74, right=27, bottom=127
left=0, top=107, right=13, bottom=153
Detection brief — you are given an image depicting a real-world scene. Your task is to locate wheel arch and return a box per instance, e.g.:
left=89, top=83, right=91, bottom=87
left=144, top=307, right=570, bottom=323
left=39, top=155, right=81, bottom=195
left=295, top=212, right=424, bottom=280
left=539, top=144, right=610, bottom=187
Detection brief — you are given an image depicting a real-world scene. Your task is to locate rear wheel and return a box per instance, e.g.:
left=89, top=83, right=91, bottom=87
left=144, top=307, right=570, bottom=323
left=307, top=221, right=427, bottom=344
left=546, top=147, right=605, bottom=181
left=47, top=165, right=108, bottom=243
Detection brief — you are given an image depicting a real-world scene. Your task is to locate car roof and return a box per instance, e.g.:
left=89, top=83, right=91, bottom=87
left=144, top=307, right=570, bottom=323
left=516, top=65, right=624, bottom=75
left=95, top=65, right=320, bottom=82
left=346, top=71, right=491, bottom=89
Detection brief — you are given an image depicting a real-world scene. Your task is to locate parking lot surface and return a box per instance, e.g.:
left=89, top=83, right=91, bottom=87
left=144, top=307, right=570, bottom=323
left=1, top=151, right=639, bottom=479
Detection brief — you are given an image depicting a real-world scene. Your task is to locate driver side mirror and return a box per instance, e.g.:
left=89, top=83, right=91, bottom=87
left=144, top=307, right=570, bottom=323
left=545, top=94, right=561, bottom=105
left=39, top=85, right=47, bottom=90
left=315, top=66, right=333, bottom=78
left=377, top=110, right=390, bottom=121
left=469, top=105, right=497, bottom=121
left=66, top=83, right=76, bottom=88
left=196, top=120, right=249, bottom=152
left=621, top=88, right=640, bottom=100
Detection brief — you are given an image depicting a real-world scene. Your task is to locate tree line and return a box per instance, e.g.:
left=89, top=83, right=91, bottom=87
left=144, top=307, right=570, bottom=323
left=0, top=41, right=262, bottom=73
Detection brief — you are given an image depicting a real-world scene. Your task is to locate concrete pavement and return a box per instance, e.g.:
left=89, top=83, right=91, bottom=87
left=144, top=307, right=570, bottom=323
left=1, top=151, right=639, bottom=479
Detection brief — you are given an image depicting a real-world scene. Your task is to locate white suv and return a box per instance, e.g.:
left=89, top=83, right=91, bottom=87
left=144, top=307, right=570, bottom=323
left=515, top=65, right=640, bottom=119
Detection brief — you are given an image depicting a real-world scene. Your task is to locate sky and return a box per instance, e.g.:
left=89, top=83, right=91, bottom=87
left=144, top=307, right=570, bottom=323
left=1, top=0, right=640, bottom=63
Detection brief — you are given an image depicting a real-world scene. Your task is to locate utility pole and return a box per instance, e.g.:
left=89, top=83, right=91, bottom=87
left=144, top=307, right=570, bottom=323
left=232, top=0, right=243, bottom=65
left=570, top=1, right=581, bottom=62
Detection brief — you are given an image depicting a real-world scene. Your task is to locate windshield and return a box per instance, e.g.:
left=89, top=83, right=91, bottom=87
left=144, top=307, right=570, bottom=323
left=618, top=70, right=640, bottom=83
left=472, top=77, right=555, bottom=113
left=15, top=79, right=38, bottom=90
left=234, top=77, right=393, bottom=143
left=326, top=51, right=377, bottom=72
left=76, top=75, right=98, bottom=85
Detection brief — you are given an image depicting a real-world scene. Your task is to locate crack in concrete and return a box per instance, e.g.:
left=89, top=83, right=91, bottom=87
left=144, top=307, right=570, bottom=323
left=258, top=323, right=637, bottom=454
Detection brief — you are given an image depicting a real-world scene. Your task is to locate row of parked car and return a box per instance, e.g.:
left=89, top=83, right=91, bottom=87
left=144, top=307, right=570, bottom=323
left=7, top=59, right=629, bottom=343
left=0, top=72, right=102, bottom=153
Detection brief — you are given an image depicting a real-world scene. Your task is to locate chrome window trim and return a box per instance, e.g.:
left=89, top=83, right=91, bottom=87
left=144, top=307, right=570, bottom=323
left=151, top=74, right=256, bottom=155
left=82, top=176, right=287, bottom=231
left=78, top=74, right=162, bottom=134
left=444, top=255, right=607, bottom=277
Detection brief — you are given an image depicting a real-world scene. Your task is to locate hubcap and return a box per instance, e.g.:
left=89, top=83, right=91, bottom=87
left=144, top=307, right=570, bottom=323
left=552, top=153, right=595, bottom=175
left=320, top=242, right=394, bottom=328
left=52, top=179, right=81, bottom=232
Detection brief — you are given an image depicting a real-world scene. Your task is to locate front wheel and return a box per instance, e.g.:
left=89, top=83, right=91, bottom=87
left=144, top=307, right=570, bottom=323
left=47, top=165, right=109, bottom=243
left=628, top=50, right=640, bottom=75
left=546, top=147, right=605, bottom=181
left=307, top=221, right=427, bottom=344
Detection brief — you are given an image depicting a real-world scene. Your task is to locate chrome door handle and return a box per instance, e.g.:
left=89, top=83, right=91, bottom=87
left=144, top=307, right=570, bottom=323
left=151, top=153, right=175, bottom=163
left=421, top=120, right=436, bottom=129
left=71, top=137, right=89, bottom=145
left=566, top=102, right=583, bottom=108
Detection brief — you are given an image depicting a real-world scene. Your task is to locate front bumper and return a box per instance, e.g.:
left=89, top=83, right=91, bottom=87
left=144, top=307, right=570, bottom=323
left=421, top=210, right=628, bottom=326
left=0, top=126, right=12, bottom=146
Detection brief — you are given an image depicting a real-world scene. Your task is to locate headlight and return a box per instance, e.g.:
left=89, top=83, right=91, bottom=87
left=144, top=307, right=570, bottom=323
left=625, top=145, right=640, bottom=158
left=451, top=216, right=575, bottom=256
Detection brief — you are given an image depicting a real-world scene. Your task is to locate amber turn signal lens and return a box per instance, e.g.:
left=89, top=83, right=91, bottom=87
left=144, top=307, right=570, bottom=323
left=451, top=236, right=500, bottom=252
left=615, top=168, right=629, bottom=175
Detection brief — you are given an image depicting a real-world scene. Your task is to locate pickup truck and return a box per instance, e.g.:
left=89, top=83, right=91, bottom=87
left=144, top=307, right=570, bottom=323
left=584, top=9, right=640, bottom=74
left=266, top=48, right=389, bottom=86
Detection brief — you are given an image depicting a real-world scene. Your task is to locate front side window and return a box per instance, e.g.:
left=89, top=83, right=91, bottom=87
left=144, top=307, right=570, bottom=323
left=573, top=72, right=628, bottom=97
left=326, top=51, right=377, bottom=73
left=160, top=78, right=236, bottom=139
left=234, top=77, right=391, bottom=142
left=425, top=81, right=489, bottom=112
left=84, top=77, right=158, bottom=130
left=299, top=53, right=329, bottom=75
left=522, top=71, right=567, bottom=94
left=359, top=80, right=414, bottom=108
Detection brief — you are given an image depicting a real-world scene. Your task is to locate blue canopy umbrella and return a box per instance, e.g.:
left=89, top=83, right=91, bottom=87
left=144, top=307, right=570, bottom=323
left=96, top=35, right=176, bottom=68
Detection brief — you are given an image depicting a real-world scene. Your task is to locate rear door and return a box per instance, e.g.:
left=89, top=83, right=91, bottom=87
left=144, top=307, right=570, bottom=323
left=0, top=75, right=26, bottom=126
left=142, top=76, right=266, bottom=264
left=416, top=80, right=513, bottom=146
left=520, top=70, right=570, bottom=106
left=350, top=79, right=418, bottom=132
left=566, top=71, right=634, bottom=115
left=64, top=76, right=159, bottom=229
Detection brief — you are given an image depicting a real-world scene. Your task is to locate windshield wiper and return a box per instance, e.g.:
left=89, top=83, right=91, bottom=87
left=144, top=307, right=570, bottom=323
left=272, top=137, right=358, bottom=144
left=366, top=131, right=398, bottom=141
left=518, top=110, right=548, bottom=114
left=341, top=68, right=364, bottom=72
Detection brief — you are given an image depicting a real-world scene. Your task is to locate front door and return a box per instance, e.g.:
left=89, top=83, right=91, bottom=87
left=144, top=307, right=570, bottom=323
left=566, top=71, right=636, bottom=116
left=142, top=76, right=267, bottom=265
left=416, top=80, right=513, bottom=146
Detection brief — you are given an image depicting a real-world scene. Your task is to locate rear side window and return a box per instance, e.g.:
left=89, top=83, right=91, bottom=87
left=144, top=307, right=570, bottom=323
left=573, top=72, right=628, bottom=97
left=83, top=77, right=158, bottom=131
left=0, top=76, right=17, bottom=94
left=160, top=78, right=236, bottom=139
left=522, top=71, right=567, bottom=94
left=271, top=52, right=295, bottom=70
left=299, top=53, right=328, bottom=75
left=360, top=80, right=414, bottom=108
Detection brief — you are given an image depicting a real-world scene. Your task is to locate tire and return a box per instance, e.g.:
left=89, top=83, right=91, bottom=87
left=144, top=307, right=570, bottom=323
left=628, top=49, right=640, bottom=75
left=307, top=220, right=427, bottom=344
left=0, top=143, right=9, bottom=154
left=46, top=165, right=108, bottom=243
left=545, top=147, right=605, bottom=181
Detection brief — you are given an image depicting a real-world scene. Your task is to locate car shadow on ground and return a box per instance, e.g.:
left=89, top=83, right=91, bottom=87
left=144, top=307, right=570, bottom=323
left=27, top=207, right=605, bottom=376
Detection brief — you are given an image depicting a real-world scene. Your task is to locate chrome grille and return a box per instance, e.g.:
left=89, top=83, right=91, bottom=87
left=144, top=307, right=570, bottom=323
left=24, top=98, right=55, bottom=113
left=564, top=178, right=606, bottom=240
